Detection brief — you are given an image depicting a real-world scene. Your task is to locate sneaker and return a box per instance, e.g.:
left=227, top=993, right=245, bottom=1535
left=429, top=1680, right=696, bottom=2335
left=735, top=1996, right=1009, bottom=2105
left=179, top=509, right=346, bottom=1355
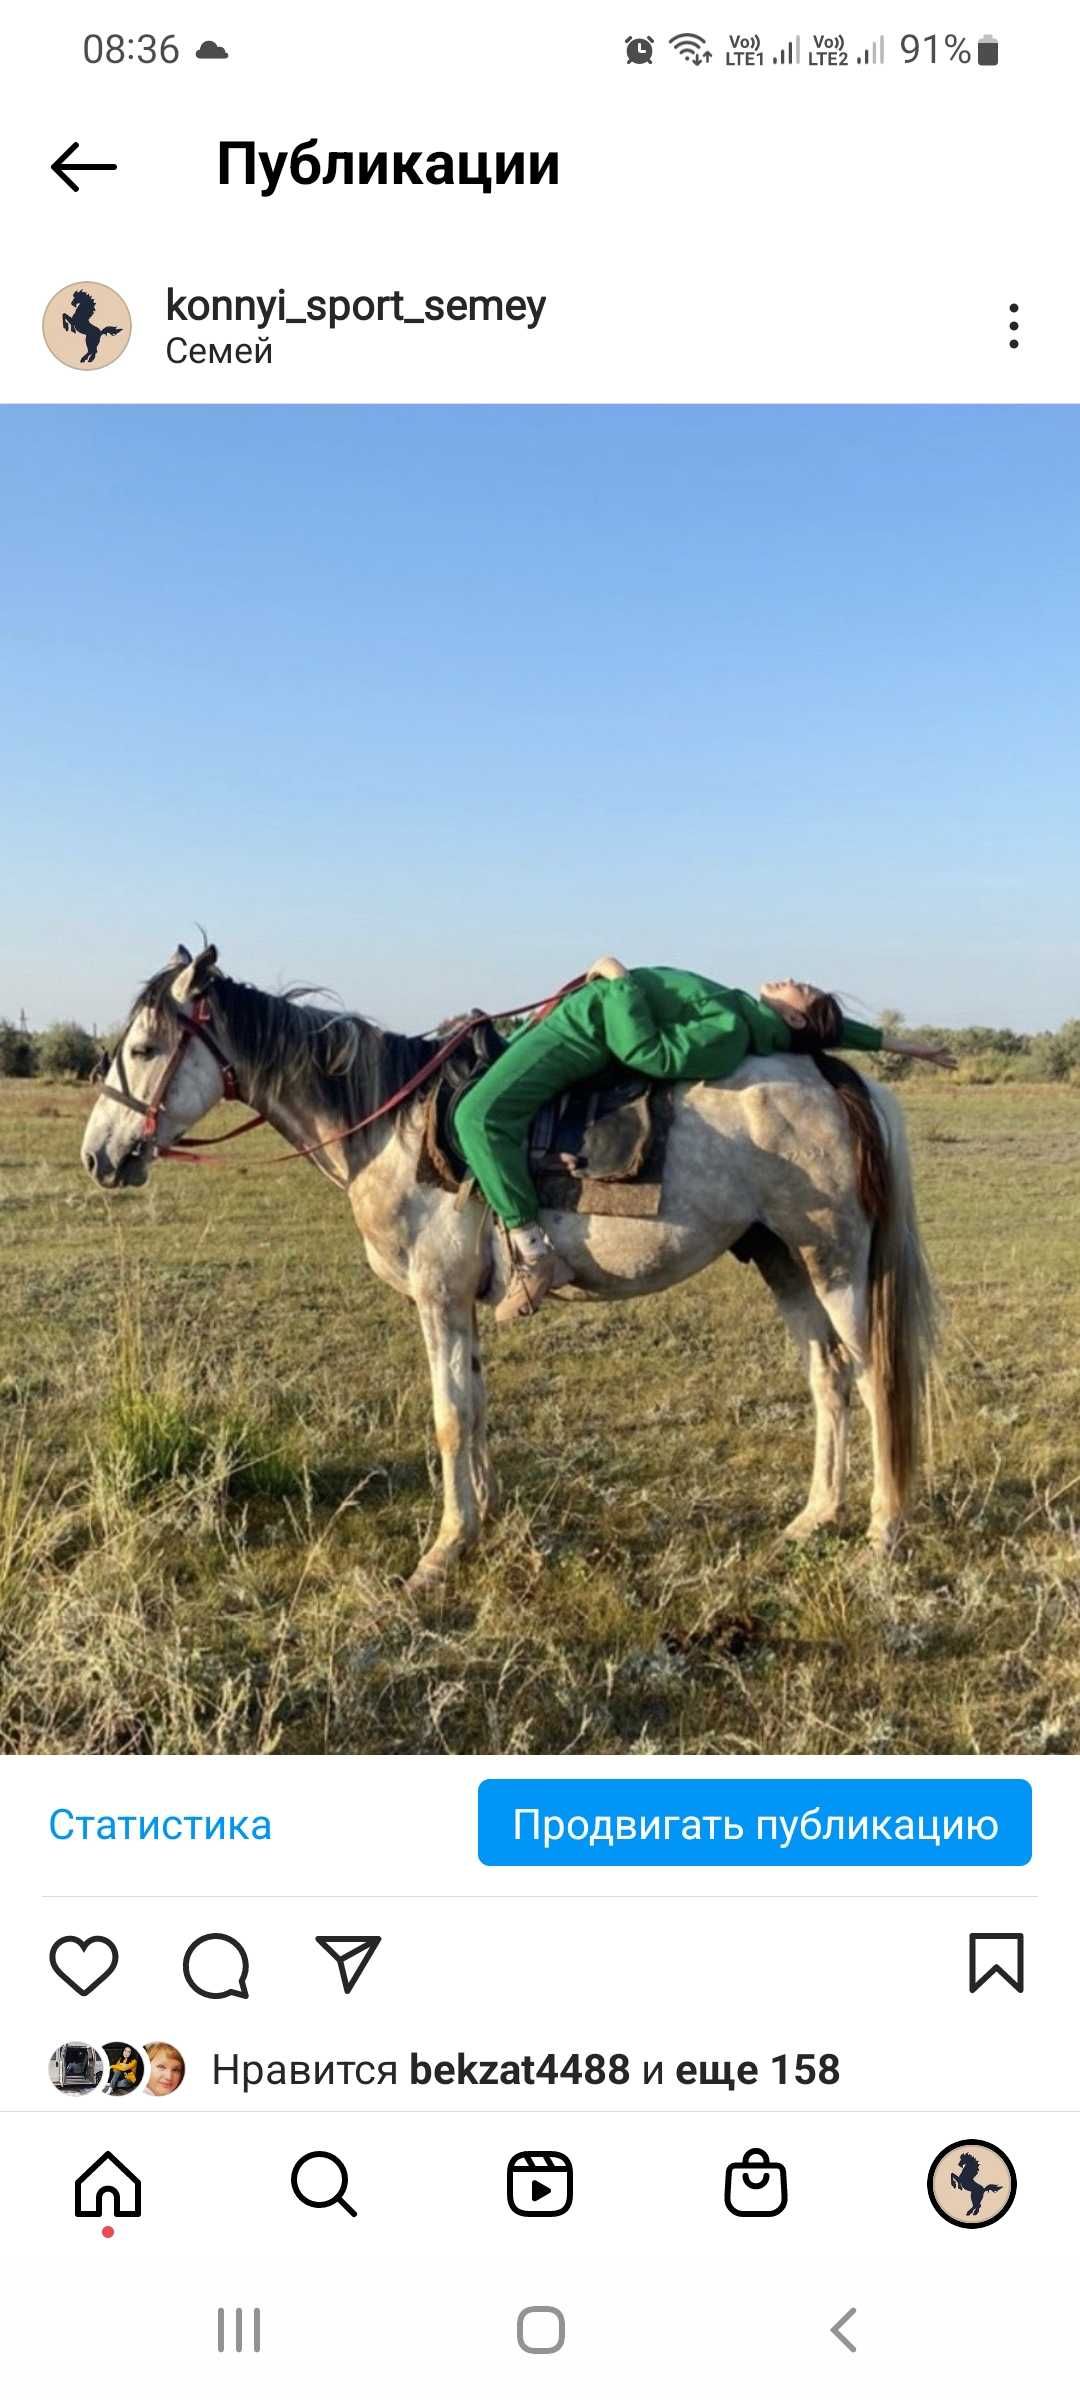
left=494, top=1245, right=573, bottom=1326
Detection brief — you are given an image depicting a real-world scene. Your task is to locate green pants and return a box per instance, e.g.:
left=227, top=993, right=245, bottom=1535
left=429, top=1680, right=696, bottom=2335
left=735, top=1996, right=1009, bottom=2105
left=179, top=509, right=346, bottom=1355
left=453, top=1010, right=618, bottom=1228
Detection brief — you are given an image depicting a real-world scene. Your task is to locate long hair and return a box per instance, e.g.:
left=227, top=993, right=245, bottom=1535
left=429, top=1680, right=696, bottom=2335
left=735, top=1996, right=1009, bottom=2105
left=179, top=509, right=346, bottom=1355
left=811, top=1052, right=890, bottom=1221
left=811, top=1052, right=938, bottom=1505
left=786, top=989, right=845, bottom=1052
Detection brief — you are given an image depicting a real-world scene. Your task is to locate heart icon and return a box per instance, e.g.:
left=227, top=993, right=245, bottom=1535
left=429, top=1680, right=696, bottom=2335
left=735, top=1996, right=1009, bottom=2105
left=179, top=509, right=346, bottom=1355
left=49, top=1935, right=119, bottom=1996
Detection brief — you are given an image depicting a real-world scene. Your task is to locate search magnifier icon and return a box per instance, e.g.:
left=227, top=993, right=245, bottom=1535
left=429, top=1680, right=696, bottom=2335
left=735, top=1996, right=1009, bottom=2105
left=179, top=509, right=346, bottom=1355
left=290, top=2150, right=357, bottom=2217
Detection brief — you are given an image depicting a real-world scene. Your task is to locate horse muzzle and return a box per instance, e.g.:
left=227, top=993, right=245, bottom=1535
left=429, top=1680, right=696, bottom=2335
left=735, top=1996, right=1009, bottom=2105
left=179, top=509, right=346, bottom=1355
left=83, top=1141, right=151, bottom=1189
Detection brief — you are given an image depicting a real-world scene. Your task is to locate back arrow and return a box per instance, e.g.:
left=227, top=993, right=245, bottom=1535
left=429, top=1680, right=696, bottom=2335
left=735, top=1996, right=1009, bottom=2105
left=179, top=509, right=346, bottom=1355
left=51, top=141, right=118, bottom=193
left=830, top=2308, right=857, bottom=2353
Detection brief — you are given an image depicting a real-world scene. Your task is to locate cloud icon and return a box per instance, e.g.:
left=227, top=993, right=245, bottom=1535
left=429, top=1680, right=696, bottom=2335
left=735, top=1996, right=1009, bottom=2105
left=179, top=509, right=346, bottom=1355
left=196, top=39, right=229, bottom=59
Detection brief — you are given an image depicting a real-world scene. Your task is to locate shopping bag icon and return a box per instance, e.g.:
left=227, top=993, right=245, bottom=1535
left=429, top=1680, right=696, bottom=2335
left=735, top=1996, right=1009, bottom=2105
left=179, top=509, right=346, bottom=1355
left=724, top=2145, right=788, bottom=2216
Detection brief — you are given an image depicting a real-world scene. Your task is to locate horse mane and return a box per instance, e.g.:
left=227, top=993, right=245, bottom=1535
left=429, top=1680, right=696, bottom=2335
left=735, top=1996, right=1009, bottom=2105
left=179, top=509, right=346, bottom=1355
left=132, top=968, right=440, bottom=1150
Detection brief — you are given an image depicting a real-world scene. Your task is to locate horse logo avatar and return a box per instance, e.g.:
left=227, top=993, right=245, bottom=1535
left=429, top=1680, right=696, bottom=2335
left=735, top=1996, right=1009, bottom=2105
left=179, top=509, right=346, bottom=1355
left=949, top=2152, right=1003, bottom=2216
left=927, top=2139, right=1017, bottom=2228
left=62, top=291, right=122, bottom=363
left=43, top=280, right=132, bottom=370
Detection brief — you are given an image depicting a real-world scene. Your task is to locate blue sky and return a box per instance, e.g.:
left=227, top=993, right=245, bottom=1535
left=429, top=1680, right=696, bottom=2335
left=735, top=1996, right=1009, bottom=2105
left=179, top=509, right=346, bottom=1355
left=1, top=404, right=1076, bottom=1032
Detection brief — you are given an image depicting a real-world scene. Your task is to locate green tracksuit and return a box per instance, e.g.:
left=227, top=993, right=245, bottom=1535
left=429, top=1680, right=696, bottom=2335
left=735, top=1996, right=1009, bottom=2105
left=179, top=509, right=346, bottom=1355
left=453, top=966, right=883, bottom=1230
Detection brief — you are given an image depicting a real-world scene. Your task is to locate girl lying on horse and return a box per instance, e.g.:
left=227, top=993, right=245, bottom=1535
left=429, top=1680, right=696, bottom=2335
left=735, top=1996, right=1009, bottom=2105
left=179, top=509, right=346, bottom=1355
left=454, top=959, right=956, bottom=1326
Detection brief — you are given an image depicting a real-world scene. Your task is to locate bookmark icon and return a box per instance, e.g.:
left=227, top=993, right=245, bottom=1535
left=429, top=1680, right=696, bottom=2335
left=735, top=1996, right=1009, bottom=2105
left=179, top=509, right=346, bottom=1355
left=968, top=1932, right=1024, bottom=1993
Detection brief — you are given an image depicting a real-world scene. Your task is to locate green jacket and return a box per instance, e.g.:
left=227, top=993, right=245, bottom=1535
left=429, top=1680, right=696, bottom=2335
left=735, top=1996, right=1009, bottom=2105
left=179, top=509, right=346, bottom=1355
left=513, top=967, right=883, bottom=1084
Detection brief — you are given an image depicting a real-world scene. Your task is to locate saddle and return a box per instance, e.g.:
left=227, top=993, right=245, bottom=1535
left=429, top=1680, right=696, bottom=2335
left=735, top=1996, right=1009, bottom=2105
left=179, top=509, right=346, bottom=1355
left=419, top=1018, right=672, bottom=1218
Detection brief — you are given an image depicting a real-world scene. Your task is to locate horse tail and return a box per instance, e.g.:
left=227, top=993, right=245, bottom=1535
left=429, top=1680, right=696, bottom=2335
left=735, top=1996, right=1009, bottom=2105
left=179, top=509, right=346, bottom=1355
left=811, top=1055, right=939, bottom=1511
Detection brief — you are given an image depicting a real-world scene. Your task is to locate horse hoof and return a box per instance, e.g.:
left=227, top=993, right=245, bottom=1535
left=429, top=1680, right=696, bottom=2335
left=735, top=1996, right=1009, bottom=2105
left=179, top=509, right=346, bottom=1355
left=780, top=1508, right=839, bottom=1546
left=867, top=1520, right=902, bottom=1558
left=406, top=1551, right=453, bottom=1594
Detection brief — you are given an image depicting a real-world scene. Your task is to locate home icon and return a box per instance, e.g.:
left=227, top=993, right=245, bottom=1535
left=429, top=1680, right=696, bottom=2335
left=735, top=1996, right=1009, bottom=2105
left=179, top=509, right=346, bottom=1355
left=75, top=2151, right=142, bottom=2219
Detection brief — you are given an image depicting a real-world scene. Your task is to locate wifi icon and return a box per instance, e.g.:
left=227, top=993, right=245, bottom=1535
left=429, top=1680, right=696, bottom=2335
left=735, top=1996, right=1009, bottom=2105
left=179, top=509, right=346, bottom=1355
left=669, top=30, right=712, bottom=63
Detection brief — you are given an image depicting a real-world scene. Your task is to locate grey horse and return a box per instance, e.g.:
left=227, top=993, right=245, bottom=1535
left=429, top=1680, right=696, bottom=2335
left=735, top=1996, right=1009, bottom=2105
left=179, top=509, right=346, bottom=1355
left=82, top=944, right=938, bottom=1588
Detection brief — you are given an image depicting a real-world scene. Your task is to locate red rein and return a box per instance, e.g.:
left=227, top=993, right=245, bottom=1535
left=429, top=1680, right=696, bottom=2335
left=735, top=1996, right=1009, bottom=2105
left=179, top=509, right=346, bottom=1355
left=156, top=976, right=588, bottom=1170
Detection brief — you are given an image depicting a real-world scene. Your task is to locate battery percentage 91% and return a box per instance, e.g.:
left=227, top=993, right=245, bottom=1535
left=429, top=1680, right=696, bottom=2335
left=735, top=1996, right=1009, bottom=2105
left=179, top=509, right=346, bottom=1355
left=901, top=32, right=973, bottom=60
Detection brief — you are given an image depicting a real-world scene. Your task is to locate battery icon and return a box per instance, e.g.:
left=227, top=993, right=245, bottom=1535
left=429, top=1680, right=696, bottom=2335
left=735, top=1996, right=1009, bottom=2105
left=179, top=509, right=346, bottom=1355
left=977, top=34, right=999, bottom=64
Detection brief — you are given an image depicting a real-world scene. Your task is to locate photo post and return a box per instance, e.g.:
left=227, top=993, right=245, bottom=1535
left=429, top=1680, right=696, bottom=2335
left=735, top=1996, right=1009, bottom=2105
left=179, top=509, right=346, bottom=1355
left=0, top=4, right=1076, bottom=2388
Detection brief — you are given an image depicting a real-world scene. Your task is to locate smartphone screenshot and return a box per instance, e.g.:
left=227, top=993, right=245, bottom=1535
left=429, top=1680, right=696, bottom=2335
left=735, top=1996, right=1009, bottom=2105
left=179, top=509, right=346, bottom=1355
left=1, top=5, right=1077, bottom=2393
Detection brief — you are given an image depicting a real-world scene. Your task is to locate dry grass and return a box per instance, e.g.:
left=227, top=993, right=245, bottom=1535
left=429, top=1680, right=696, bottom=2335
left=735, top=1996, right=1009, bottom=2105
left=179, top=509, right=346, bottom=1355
left=1, top=1077, right=1078, bottom=1755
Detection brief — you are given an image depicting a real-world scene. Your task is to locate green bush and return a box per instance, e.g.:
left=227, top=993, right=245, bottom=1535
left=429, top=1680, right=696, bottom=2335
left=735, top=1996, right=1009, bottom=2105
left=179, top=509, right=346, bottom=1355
left=1024, top=1024, right=1080, bottom=1082
left=0, top=1020, right=36, bottom=1078
left=35, top=1020, right=99, bottom=1080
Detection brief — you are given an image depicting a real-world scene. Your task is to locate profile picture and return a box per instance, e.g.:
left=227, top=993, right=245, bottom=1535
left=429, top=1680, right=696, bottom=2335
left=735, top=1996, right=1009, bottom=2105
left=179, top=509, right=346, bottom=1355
left=103, top=2042, right=144, bottom=2095
left=41, top=282, right=132, bottom=371
left=49, top=2042, right=104, bottom=2094
left=145, top=2042, right=186, bottom=2097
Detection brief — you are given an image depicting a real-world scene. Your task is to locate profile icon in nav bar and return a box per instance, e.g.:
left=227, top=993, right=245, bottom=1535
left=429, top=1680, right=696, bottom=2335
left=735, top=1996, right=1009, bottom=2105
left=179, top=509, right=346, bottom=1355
left=968, top=1932, right=1024, bottom=1993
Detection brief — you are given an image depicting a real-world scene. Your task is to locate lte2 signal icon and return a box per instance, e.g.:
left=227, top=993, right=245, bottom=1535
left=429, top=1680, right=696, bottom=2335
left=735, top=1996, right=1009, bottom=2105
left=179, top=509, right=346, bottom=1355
left=669, top=32, right=713, bottom=64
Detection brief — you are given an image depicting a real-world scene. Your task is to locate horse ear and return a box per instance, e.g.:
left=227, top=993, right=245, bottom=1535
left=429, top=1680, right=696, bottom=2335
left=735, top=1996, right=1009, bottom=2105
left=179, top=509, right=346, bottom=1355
left=165, top=943, right=192, bottom=971
left=171, top=942, right=218, bottom=1003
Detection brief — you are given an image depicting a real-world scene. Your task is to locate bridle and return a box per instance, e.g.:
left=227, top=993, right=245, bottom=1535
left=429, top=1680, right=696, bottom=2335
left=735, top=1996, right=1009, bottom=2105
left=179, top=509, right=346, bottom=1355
left=93, top=996, right=264, bottom=1160
left=92, top=975, right=589, bottom=1171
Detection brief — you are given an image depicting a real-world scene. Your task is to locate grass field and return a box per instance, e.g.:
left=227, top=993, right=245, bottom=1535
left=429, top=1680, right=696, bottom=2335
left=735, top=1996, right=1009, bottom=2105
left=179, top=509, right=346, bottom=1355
left=1, top=1076, right=1078, bottom=1757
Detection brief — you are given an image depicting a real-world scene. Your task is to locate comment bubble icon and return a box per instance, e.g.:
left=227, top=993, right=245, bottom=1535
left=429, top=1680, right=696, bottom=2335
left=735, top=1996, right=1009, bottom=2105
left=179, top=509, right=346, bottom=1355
left=182, top=1932, right=251, bottom=1999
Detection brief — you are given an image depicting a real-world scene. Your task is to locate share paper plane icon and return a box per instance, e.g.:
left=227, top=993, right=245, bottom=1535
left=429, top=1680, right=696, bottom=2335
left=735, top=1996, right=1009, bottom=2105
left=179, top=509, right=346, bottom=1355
left=315, top=1934, right=382, bottom=1994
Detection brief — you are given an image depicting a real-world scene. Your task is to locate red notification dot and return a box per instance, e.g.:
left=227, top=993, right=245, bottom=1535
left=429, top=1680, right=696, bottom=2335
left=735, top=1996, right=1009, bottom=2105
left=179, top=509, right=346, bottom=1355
left=102, top=2226, right=115, bottom=2239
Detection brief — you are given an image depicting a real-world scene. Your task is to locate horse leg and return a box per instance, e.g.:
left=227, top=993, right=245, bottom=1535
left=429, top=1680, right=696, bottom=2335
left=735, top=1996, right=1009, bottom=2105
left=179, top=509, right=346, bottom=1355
left=409, top=1292, right=480, bottom=1589
left=751, top=1235, right=853, bottom=1540
left=802, top=1260, right=904, bottom=1554
left=468, top=1308, right=498, bottom=1522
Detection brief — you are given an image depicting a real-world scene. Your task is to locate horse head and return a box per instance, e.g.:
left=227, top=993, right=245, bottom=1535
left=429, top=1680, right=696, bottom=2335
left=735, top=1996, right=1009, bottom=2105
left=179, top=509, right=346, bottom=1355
left=81, top=941, right=226, bottom=1186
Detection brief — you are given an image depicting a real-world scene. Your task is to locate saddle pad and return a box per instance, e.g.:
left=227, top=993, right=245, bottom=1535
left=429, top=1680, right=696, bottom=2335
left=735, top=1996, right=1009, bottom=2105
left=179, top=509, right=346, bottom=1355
left=535, top=1164, right=664, bottom=1219
left=538, top=1085, right=672, bottom=1215
left=419, top=1033, right=673, bottom=1211
left=530, top=1086, right=652, bottom=1181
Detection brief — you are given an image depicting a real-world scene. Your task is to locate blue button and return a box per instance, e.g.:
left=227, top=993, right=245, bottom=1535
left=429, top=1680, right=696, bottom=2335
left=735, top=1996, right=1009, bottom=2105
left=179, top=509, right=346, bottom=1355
left=478, top=1778, right=1032, bottom=1866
